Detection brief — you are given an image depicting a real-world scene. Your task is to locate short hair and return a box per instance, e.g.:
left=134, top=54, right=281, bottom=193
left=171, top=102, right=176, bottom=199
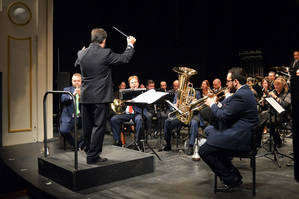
left=72, top=73, right=81, bottom=79
left=268, top=71, right=276, bottom=75
left=128, top=75, right=139, bottom=83
left=147, top=79, right=155, bottom=86
left=91, top=28, right=107, bottom=44
left=228, top=67, right=246, bottom=85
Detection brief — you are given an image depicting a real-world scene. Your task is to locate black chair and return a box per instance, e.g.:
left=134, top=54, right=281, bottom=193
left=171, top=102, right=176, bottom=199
left=214, top=125, right=262, bottom=196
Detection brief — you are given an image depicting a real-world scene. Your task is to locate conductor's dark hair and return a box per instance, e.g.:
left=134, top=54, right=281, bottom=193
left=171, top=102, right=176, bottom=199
left=228, top=67, right=247, bottom=85
left=91, top=28, right=107, bottom=44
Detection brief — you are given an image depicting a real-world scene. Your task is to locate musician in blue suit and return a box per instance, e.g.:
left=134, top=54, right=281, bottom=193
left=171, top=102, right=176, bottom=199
left=60, top=73, right=82, bottom=149
left=161, top=85, right=206, bottom=155
left=111, top=75, right=146, bottom=147
left=199, top=67, right=258, bottom=191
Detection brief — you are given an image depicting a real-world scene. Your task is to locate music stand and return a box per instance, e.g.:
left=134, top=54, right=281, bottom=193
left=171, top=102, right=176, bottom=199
left=256, top=97, right=293, bottom=167
left=126, top=89, right=170, bottom=161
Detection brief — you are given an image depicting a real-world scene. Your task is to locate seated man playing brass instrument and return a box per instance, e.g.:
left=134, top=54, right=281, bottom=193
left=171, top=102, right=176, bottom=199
left=110, top=76, right=146, bottom=147
left=161, top=82, right=206, bottom=155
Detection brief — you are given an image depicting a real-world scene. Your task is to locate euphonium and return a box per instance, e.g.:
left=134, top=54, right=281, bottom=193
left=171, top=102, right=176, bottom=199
left=110, top=98, right=126, bottom=114
left=173, top=67, right=198, bottom=125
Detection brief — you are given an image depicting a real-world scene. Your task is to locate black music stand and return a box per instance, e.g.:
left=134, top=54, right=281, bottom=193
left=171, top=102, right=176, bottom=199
left=256, top=97, right=293, bottom=167
left=126, top=90, right=170, bottom=161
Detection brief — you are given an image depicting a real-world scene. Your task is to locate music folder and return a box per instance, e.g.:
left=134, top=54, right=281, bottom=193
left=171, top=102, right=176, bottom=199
left=265, top=97, right=285, bottom=114
left=125, top=89, right=169, bottom=106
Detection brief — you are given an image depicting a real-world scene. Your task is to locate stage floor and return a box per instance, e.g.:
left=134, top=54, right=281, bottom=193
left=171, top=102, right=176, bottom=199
left=0, top=132, right=298, bottom=199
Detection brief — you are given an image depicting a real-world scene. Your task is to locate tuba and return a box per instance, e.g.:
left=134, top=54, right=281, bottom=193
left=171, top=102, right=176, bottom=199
left=170, top=67, right=198, bottom=125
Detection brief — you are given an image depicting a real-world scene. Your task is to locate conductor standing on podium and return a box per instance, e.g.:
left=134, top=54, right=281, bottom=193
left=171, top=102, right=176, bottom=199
left=75, top=28, right=136, bottom=164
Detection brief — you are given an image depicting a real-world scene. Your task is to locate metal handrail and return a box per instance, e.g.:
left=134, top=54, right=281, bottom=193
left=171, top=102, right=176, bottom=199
left=43, top=90, right=78, bottom=170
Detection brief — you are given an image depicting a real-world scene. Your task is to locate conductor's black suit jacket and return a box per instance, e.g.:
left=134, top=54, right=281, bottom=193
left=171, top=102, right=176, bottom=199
left=75, top=43, right=135, bottom=104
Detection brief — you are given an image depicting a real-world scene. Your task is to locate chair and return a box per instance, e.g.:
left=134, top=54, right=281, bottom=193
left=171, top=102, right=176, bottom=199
left=214, top=126, right=262, bottom=196
left=120, top=119, right=135, bottom=147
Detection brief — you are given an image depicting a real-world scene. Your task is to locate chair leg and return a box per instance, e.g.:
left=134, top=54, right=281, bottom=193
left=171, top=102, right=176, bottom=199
left=252, top=157, right=256, bottom=196
left=214, top=174, right=218, bottom=193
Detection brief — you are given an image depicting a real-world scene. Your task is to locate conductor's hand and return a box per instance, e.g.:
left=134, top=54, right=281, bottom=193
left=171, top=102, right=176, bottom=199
left=127, top=36, right=136, bottom=46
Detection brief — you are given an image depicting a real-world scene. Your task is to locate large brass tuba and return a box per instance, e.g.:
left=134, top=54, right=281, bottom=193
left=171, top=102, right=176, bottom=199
left=172, top=67, right=198, bottom=125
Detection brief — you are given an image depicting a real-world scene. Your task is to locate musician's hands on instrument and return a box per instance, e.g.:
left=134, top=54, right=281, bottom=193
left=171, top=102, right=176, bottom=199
left=269, top=91, right=277, bottom=100
left=127, top=36, right=136, bottom=46
left=205, top=96, right=217, bottom=107
left=73, top=88, right=81, bottom=96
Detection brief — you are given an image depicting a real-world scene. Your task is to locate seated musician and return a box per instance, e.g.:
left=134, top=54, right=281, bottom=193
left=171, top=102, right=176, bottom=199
left=161, top=82, right=206, bottom=155
left=60, top=73, right=83, bottom=149
left=268, top=77, right=291, bottom=147
left=201, top=80, right=212, bottom=97
left=159, top=81, right=167, bottom=92
left=110, top=75, right=145, bottom=146
left=143, top=80, right=156, bottom=135
left=199, top=67, right=258, bottom=191
left=212, top=78, right=222, bottom=93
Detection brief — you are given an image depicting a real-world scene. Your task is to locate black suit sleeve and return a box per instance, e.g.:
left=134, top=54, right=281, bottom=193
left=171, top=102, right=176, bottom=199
left=105, top=46, right=135, bottom=65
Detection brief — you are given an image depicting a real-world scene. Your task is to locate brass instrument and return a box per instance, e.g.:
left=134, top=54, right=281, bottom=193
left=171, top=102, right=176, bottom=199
left=169, top=86, right=226, bottom=125
left=110, top=99, right=126, bottom=114
left=168, top=67, right=198, bottom=125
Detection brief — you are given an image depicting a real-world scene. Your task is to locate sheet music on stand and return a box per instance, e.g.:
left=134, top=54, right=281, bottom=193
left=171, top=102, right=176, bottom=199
left=265, top=97, right=285, bottom=114
left=127, top=89, right=169, bottom=105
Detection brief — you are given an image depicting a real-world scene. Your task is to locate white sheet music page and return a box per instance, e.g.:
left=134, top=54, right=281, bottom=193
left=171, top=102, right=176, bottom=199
left=129, top=89, right=168, bottom=104
left=265, top=97, right=285, bottom=114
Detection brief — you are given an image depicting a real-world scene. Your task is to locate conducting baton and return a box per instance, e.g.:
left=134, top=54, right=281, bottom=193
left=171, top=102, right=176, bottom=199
left=112, top=26, right=128, bottom=38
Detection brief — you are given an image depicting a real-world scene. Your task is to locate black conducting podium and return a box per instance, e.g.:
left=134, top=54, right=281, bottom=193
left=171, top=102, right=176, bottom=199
left=38, top=91, right=154, bottom=191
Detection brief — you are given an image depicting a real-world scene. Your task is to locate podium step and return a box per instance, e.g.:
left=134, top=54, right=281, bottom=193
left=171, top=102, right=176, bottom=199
left=38, top=145, right=154, bottom=190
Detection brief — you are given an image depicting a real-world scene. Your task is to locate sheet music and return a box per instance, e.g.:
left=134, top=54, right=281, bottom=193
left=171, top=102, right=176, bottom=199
left=265, top=97, right=285, bottom=114
left=128, top=89, right=168, bottom=104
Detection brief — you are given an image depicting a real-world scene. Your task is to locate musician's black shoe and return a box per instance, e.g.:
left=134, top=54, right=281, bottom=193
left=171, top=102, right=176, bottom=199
left=186, top=145, right=194, bottom=155
left=87, top=156, right=108, bottom=164
left=113, top=140, right=122, bottom=147
left=159, top=145, right=171, bottom=151
left=217, top=180, right=242, bottom=192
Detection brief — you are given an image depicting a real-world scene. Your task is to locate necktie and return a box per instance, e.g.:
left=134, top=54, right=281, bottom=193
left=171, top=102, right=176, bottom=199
left=128, top=106, right=133, bottom=114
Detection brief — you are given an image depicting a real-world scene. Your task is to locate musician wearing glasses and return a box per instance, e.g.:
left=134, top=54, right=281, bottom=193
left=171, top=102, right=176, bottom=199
left=75, top=28, right=136, bottom=164
left=199, top=67, right=258, bottom=191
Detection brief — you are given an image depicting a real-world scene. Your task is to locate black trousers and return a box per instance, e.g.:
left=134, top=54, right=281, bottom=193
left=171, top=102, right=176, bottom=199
left=199, top=143, right=248, bottom=186
left=82, top=103, right=108, bottom=161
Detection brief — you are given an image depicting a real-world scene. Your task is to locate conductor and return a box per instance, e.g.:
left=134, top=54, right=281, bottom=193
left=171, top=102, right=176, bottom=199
left=75, top=28, right=136, bottom=164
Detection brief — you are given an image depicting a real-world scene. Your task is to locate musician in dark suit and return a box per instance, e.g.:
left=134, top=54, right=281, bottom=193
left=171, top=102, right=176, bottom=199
left=290, top=50, right=299, bottom=77
left=75, top=28, right=136, bottom=164
left=60, top=73, right=82, bottom=149
left=111, top=76, right=145, bottom=147
left=199, top=67, right=258, bottom=191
